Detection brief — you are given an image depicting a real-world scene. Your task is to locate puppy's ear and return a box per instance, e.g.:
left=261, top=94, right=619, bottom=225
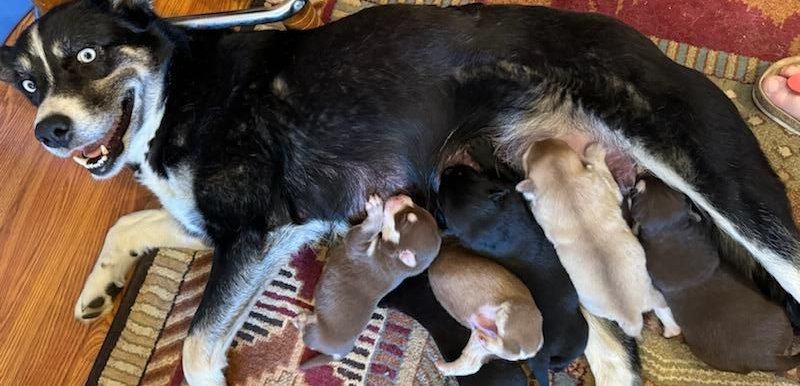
left=584, top=142, right=607, bottom=163
left=469, top=307, right=501, bottom=339
left=515, top=179, right=535, bottom=193
left=634, top=179, right=646, bottom=194
left=398, top=249, right=416, bottom=268
left=0, top=46, right=15, bottom=83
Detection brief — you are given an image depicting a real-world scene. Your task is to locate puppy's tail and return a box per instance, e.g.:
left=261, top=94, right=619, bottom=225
left=298, top=353, right=337, bottom=370
left=581, top=308, right=642, bottom=386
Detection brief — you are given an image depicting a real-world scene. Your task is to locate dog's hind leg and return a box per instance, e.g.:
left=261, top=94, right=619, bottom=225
left=74, top=209, right=209, bottom=321
left=182, top=220, right=336, bottom=386
left=581, top=308, right=642, bottom=386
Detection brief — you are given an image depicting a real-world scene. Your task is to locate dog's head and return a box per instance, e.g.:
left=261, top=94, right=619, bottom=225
left=630, top=175, right=701, bottom=236
left=380, top=195, right=442, bottom=270
left=438, top=166, right=531, bottom=251
left=0, top=0, right=175, bottom=178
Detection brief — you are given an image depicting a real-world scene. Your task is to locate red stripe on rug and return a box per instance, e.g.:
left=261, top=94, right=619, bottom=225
left=263, top=291, right=314, bottom=309
left=378, top=342, right=403, bottom=357
left=254, top=301, right=299, bottom=317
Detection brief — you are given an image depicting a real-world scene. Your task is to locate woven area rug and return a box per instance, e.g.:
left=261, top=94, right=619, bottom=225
left=86, top=1, right=800, bottom=386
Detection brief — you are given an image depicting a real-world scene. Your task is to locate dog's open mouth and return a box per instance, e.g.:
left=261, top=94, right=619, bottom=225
left=71, top=91, right=134, bottom=175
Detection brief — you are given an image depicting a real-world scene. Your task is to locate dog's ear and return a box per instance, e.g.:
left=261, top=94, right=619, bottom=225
left=398, top=249, right=416, bottom=268
left=0, top=46, right=15, bottom=83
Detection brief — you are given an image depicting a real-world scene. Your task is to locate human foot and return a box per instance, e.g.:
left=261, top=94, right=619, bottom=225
left=762, top=65, right=800, bottom=120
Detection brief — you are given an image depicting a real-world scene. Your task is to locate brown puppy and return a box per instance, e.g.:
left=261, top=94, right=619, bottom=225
left=516, top=139, right=679, bottom=338
left=296, top=194, right=441, bottom=368
left=428, top=241, right=544, bottom=377
left=630, top=176, right=800, bottom=373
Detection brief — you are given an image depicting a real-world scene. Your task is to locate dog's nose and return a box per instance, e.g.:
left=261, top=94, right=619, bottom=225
left=35, top=114, right=73, bottom=148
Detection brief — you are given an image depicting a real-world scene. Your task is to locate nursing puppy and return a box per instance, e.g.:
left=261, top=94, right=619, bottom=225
left=382, top=272, right=532, bottom=386
left=516, top=139, right=679, bottom=338
left=438, top=165, right=588, bottom=386
left=630, top=176, right=800, bottom=373
left=296, top=194, right=441, bottom=368
left=428, top=240, right=544, bottom=376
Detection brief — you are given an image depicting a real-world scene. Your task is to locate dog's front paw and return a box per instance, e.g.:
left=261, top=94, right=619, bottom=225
left=74, top=245, right=142, bottom=322
left=74, top=263, right=125, bottom=322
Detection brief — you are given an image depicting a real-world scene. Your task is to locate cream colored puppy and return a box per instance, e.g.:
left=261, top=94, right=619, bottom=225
left=516, top=139, right=679, bottom=338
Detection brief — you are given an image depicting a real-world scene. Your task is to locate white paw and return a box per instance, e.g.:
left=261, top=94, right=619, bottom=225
left=365, top=195, right=383, bottom=219
left=183, top=335, right=227, bottom=386
left=293, top=311, right=313, bottom=331
left=662, top=324, right=681, bottom=338
left=74, top=230, right=143, bottom=322
left=74, top=263, right=124, bottom=321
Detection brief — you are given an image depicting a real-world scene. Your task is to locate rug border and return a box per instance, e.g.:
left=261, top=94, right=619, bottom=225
left=84, top=250, right=157, bottom=386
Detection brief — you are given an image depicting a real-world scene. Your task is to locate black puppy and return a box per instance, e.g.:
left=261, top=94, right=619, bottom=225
left=437, top=165, right=588, bottom=386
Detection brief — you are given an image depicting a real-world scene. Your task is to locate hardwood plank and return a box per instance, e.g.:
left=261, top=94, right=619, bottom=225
left=0, top=1, right=252, bottom=385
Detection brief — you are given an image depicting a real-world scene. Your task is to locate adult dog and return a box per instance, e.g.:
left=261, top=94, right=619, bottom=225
left=1, top=0, right=799, bottom=385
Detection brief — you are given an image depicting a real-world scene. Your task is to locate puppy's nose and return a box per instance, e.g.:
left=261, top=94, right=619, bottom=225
left=35, top=114, right=73, bottom=148
left=441, top=167, right=466, bottom=182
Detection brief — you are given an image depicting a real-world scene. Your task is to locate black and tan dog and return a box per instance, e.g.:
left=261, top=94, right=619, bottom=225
left=630, top=176, right=800, bottom=373
left=2, top=1, right=799, bottom=384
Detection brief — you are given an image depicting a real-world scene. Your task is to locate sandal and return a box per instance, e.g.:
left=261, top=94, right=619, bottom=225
left=752, top=56, right=800, bottom=135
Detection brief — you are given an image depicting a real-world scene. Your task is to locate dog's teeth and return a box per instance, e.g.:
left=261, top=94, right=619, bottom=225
left=72, top=155, right=89, bottom=167
left=100, top=145, right=109, bottom=156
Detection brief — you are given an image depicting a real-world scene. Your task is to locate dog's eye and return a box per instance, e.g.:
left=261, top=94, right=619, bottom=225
left=21, top=79, right=36, bottom=93
left=77, top=48, right=97, bottom=64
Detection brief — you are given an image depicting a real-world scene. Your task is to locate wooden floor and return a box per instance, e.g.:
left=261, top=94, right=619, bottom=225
left=0, top=1, right=250, bottom=385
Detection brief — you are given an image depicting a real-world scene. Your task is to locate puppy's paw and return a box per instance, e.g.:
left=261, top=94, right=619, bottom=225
left=293, top=311, right=315, bottom=331
left=365, top=195, right=383, bottom=218
left=662, top=323, right=681, bottom=338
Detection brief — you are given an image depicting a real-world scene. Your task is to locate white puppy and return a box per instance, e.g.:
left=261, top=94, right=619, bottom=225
left=516, top=139, right=679, bottom=338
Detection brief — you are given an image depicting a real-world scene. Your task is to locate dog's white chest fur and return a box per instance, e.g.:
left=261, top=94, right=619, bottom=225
left=134, top=163, right=205, bottom=236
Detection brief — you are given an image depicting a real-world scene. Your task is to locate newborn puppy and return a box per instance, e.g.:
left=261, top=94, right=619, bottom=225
left=516, top=139, right=679, bottom=338
left=297, top=194, right=441, bottom=368
left=428, top=240, right=544, bottom=376
left=382, top=272, right=532, bottom=386
left=630, top=176, right=800, bottom=373
left=438, top=165, right=588, bottom=386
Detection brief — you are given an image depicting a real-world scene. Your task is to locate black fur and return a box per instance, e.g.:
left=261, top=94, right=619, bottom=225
left=437, top=165, right=588, bottom=386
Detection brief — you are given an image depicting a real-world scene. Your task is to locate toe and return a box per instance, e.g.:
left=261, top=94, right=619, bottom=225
left=763, top=75, right=800, bottom=119
left=780, top=65, right=800, bottom=77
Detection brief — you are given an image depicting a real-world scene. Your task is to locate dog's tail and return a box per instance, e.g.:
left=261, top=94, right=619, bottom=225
left=298, top=353, right=337, bottom=370
left=581, top=307, right=642, bottom=386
